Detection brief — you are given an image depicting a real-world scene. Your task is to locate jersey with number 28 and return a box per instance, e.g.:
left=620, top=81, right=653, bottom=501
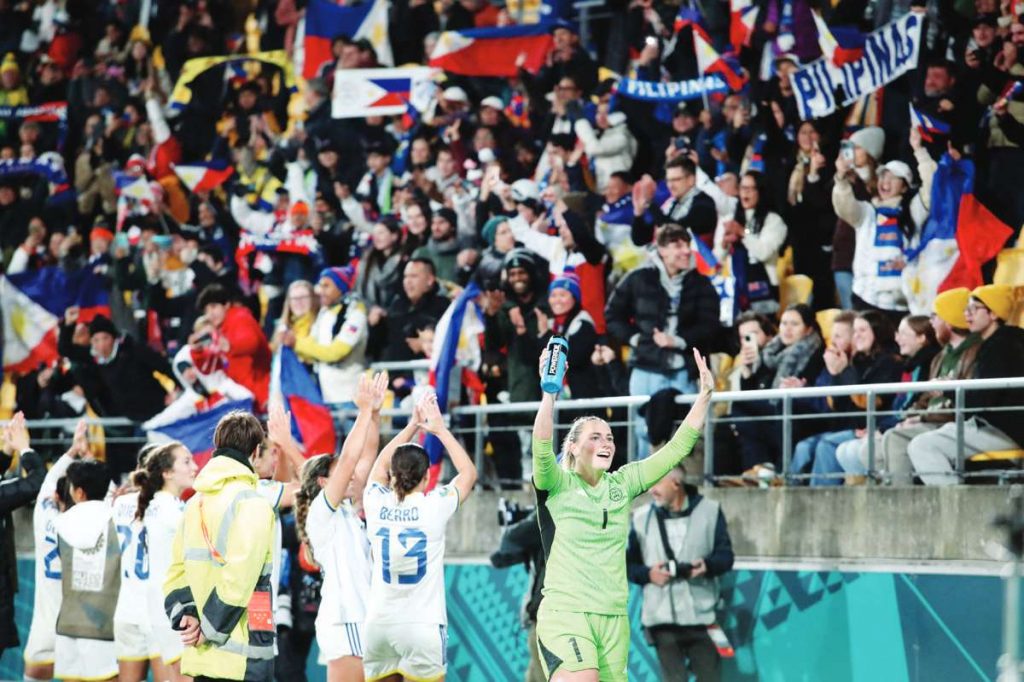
left=112, top=492, right=151, bottom=626
left=363, top=482, right=459, bottom=626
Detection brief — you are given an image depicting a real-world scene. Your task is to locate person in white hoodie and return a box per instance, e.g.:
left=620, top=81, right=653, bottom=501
left=832, top=127, right=937, bottom=321
left=53, top=459, right=119, bottom=682
left=574, top=102, right=638, bottom=192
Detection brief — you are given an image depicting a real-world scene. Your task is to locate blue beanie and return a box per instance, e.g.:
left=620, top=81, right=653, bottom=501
left=319, top=266, right=355, bottom=294
left=548, top=272, right=581, bottom=303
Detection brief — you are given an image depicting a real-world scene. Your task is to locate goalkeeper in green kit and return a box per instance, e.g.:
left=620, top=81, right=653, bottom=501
left=532, top=345, right=714, bottom=682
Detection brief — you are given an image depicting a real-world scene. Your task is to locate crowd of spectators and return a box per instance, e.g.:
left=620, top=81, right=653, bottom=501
left=3, top=0, right=1024, bottom=487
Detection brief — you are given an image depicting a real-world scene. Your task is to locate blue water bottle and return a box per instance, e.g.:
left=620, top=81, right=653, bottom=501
left=541, top=336, right=569, bottom=394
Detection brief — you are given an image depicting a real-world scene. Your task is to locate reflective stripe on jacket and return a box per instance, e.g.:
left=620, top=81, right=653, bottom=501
left=164, top=457, right=276, bottom=681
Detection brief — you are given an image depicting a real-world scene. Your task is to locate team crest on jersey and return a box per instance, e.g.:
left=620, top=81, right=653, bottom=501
left=609, top=486, right=624, bottom=502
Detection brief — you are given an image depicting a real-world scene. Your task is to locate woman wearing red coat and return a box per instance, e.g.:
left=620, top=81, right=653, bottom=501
left=196, top=284, right=271, bottom=410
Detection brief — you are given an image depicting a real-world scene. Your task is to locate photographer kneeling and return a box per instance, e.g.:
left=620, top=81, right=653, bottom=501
left=627, top=464, right=734, bottom=681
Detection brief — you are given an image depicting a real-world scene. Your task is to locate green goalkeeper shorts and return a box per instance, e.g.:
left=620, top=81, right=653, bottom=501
left=535, top=602, right=630, bottom=681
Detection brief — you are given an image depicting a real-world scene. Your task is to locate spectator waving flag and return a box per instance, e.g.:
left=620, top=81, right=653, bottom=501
left=812, top=11, right=865, bottom=66
left=429, top=23, right=554, bottom=78
left=270, top=347, right=337, bottom=457
left=147, top=397, right=254, bottom=470
left=729, top=0, right=759, bottom=51
left=690, top=229, right=720, bottom=276
left=694, top=31, right=747, bottom=92
left=0, top=267, right=111, bottom=373
left=908, top=104, right=950, bottom=142
left=424, top=282, right=484, bottom=490
left=303, top=0, right=393, bottom=78
left=172, top=161, right=234, bottom=193
left=674, top=4, right=711, bottom=40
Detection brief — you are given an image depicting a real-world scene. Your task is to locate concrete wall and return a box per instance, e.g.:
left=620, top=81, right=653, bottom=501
left=15, top=485, right=1015, bottom=563
left=445, top=486, right=1018, bottom=563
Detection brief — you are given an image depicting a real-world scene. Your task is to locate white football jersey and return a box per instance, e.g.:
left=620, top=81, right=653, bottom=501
left=112, top=492, right=151, bottom=626
left=29, top=454, right=74, bottom=634
left=307, top=490, right=371, bottom=626
left=143, top=491, right=184, bottom=630
left=363, top=483, right=459, bottom=626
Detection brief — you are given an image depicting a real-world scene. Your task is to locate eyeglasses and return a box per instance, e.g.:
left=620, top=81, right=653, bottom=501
left=289, top=294, right=312, bottom=302
left=965, top=303, right=989, bottom=314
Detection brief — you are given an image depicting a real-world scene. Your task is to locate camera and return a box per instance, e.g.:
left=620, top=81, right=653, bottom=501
left=667, top=560, right=694, bottom=579
left=498, top=498, right=535, bottom=527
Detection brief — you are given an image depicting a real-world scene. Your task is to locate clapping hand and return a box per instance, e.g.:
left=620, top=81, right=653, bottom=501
left=67, top=419, right=89, bottom=459
left=354, top=373, right=375, bottom=411
left=267, top=401, right=293, bottom=448
left=371, top=371, right=389, bottom=412
left=2, top=412, right=30, bottom=455
left=416, top=392, right=446, bottom=435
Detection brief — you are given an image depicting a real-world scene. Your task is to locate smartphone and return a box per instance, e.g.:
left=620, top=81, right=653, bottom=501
left=840, top=139, right=854, bottom=161
left=645, top=36, right=658, bottom=47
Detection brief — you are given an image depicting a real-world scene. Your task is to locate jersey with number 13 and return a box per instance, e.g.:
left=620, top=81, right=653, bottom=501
left=363, top=482, right=459, bottom=625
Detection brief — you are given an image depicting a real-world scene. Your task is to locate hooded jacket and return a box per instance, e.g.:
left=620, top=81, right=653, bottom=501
left=164, top=456, right=276, bottom=681
left=55, top=499, right=121, bottom=640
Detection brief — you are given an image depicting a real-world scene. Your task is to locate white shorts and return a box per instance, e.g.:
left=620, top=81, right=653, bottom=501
left=23, top=614, right=57, bottom=666
left=54, top=635, right=118, bottom=681
left=149, top=612, right=185, bottom=664
left=316, top=621, right=365, bottom=664
left=114, top=620, right=157, bottom=662
left=362, top=621, right=447, bottom=682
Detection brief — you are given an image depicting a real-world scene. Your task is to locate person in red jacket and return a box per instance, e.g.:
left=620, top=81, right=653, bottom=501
left=196, top=284, right=272, bottom=411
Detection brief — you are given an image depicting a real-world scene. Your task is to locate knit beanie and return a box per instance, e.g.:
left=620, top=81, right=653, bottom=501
left=850, top=126, right=885, bottom=161
left=548, top=272, right=581, bottom=303
left=481, top=216, right=508, bottom=247
left=319, top=266, right=355, bottom=295
left=932, top=287, right=970, bottom=329
left=971, top=284, right=1015, bottom=322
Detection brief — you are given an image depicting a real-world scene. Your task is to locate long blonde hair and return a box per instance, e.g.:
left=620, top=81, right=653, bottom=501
left=278, top=280, right=319, bottom=331
left=560, top=416, right=609, bottom=471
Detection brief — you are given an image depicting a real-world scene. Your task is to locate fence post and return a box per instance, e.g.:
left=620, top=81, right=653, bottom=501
left=955, top=386, right=965, bottom=479
left=781, top=394, right=793, bottom=476
left=703, top=400, right=715, bottom=486
left=474, top=410, right=485, bottom=489
left=627, top=402, right=637, bottom=462
left=865, top=390, right=876, bottom=483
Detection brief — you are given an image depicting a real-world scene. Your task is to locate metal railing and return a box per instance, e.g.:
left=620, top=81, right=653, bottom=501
left=7, top=375, right=1024, bottom=487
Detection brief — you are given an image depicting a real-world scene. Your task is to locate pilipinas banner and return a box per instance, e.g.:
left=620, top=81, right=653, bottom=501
left=331, top=67, right=437, bottom=119
left=169, top=50, right=297, bottom=111
left=792, top=13, right=922, bottom=120
left=0, top=101, right=67, bottom=123
left=616, top=75, right=728, bottom=103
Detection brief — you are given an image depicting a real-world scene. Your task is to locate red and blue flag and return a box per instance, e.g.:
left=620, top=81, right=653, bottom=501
left=148, top=398, right=254, bottom=470
left=429, top=23, right=553, bottom=78
left=272, top=347, right=337, bottom=457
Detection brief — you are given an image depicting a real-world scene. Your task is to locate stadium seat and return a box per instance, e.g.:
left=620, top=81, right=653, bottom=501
left=967, top=449, right=1024, bottom=462
left=776, top=246, right=794, bottom=285
left=780, top=275, right=814, bottom=311
left=816, top=308, right=841, bottom=346
left=994, top=249, right=1024, bottom=286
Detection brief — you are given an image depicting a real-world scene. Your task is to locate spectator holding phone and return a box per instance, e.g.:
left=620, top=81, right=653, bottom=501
left=626, top=463, right=734, bottom=682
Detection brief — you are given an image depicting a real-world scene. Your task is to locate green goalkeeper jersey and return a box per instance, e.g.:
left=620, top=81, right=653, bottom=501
left=532, top=424, right=701, bottom=616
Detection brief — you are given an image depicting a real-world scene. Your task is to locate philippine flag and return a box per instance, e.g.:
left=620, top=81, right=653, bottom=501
left=331, top=67, right=437, bottom=118
left=812, top=12, right=865, bottom=66
left=693, top=31, right=747, bottom=92
left=173, top=161, right=235, bottom=193
left=114, top=172, right=156, bottom=203
left=674, top=5, right=710, bottom=41
left=424, top=281, right=484, bottom=490
left=691, top=229, right=719, bottom=276
left=1, top=267, right=112, bottom=373
left=429, top=23, right=554, bottom=78
left=303, top=0, right=393, bottom=79
left=148, top=398, right=254, bottom=470
left=271, top=347, right=337, bottom=457
left=728, top=0, right=758, bottom=51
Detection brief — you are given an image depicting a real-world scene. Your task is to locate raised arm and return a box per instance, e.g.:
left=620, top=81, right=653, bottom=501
left=351, top=371, right=388, bottom=502
left=323, top=373, right=377, bottom=508
left=532, top=350, right=563, bottom=492
left=369, top=397, right=422, bottom=488
left=633, top=349, right=714, bottom=492
left=418, top=392, right=476, bottom=504
left=265, top=402, right=307, bottom=508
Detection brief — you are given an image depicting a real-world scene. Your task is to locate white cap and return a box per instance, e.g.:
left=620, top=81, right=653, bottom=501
left=880, top=160, right=913, bottom=184
left=480, top=96, right=505, bottom=110
left=442, top=86, right=469, bottom=103
left=478, top=148, right=497, bottom=164
left=510, top=178, right=540, bottom=203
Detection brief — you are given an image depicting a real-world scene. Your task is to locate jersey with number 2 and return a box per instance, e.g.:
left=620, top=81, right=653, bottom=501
left=363, top=482, right=459, bottom=626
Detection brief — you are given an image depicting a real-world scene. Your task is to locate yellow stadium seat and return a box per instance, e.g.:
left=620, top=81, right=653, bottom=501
left=779, top=274, right=814, bottom=311
left=816, top=308, right=841, bottom=347
left=968, top=449, right=1024, bottom=462
left=994, top=249, right=1024, bottom=287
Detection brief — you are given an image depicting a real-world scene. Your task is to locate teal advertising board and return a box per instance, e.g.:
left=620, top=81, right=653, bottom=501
left=0, top=558, right=1004, bottom=681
